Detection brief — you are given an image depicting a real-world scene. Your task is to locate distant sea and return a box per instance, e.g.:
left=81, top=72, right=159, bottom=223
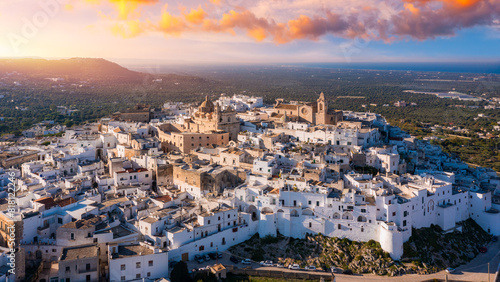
left=291, top=62, right=500, bottom=74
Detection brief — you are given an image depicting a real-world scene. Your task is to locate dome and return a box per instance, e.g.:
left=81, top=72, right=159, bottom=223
left=199, top=96, right=214, bottom=113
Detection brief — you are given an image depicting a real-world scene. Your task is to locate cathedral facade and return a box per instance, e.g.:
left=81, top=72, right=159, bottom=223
left=273, top=93, right=342, bottom=125
left=187, top=96, right=240, bottom=141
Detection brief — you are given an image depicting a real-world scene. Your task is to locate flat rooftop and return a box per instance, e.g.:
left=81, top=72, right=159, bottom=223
left=112, top=244, right=154, bottom=259
left=61, top=245, right=98, bottom=261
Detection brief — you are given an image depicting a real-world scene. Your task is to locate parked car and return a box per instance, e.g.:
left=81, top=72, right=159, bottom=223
left=305, top=265, right=316, bottom=271
left=208, top=252, right=217, bottom=260
left=276, top=263, right=284, bottom=268
left=343, top=269, right=353, bottom=275
left=204, top=254, right=211, bottom=261
left=446, top=267, right=456, bottom=273
left=479, top=247, right=488, bottom=253
left=288, top=264, right=300, bottom=270
left=330, top=266, right=341, bottom=273
left=217, top=252, right=223, bottom=259
left=261, top=260, right=273, bottom=267
left=242, top=259, right=252, bottom=265
left=492, top=236, right=498, bottom=242
left=194, top=255, right=204, bottom=264
left=230, top=256, right=239, bottom=264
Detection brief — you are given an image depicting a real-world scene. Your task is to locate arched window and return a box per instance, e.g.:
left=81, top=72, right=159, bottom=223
left=342, top=212, right=353, bottom=220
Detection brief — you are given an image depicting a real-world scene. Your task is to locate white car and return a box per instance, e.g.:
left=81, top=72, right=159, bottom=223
left=446, top=267, right=456, bottom=273
left=305, top=265, right=316, bottom=271
left=241, top=259, right=252, bottom=265
left=263, top=260, right=273, bottom=267
left=288, top=264, right=300, bottom=270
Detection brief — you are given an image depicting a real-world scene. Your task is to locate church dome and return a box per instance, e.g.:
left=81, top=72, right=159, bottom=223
left=199, top=96, right=214, bottom=113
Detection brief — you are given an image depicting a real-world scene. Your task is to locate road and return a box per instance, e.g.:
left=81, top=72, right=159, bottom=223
left=186, top=239, right=500, bottom=281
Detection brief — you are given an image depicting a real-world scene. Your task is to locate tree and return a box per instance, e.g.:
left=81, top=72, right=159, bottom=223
left=170, top=261, right=192, bottom=282
left=64, top=119, right=74, bottom=127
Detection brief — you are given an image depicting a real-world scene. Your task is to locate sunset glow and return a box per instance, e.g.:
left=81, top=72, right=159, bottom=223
left=1, top=0, right=499, bottom=63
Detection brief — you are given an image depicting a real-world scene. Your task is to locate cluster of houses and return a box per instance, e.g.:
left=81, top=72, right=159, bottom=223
left=0, top=93, right=499, bottom=281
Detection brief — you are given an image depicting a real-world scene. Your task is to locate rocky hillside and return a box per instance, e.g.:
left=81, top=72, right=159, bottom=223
left=228, top=234, right=424, bottom=276
left=229, top=220, right=491, bottom=277
left=403, top=219, right=491, bottom=269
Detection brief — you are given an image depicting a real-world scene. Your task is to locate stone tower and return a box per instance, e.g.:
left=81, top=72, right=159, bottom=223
left=316, top=92, right=327, bottom=125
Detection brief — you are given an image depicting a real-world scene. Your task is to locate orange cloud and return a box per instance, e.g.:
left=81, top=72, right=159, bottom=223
left=111, top=19, right=144, bottom=38
left=83, top=0, right=500, bottom=44
left=404, top=3, right=420, bottom=14
left=85, top=0, right=158, bottom=20
left=158, top=9, right=186, bottom=35
left=248, top=27, right=267, bottom=41
left=184, top=6, right=207, bottom=25
left=404, top=0, right=481, bottom=9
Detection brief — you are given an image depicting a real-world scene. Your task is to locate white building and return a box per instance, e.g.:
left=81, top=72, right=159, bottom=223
left=108, top=243, right=168, bottom=281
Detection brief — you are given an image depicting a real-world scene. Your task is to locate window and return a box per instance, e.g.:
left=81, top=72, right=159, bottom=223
left=70, top=233, right=75, bottom=240
left=338, top=224, right=341, bottom=229
left=309, top=222, right=312, bottom=228
left=121, top=264, right=126, bottom=271
left=361, top=209, right=366, bottom=213
left=65, top=266, right=70, bottom=272
left=403, top=220, right=407, bottom=227
left=58, top=218, right=63, bottom=224
left=147, top=272, right=151, bottom=277
left=121, top=276, right=126, bottom=281
left=86, top=264, right=90, bottom=271
left=392, top=212, right=396, bottom=216
left=148, top=260, right=153, bottom=267
left=136, top=262, right=141, bottom=268
left=136, top=274, right=141, bottom=279
left=316, top=201, right=320, bottom=206
left=308, top=201, right=311, bottom=205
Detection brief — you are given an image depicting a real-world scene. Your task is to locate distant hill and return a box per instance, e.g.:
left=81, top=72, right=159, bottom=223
left=0, top=58, right=143, bottom=81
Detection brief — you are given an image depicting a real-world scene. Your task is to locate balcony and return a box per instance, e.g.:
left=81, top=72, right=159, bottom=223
left=79, top=267, right=97, bottom=274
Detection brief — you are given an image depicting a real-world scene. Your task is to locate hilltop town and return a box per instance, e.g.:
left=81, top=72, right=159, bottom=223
left=0, top=93, right=499, bottom=281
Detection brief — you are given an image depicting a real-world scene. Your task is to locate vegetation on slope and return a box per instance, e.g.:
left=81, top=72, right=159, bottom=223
left=402, top=219, right=492, bottom=269
left=229, top=233, right=424, bottom=276
left=229, top=219, right=492, bottom=277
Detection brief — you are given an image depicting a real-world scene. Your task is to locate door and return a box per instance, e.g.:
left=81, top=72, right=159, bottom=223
left=181, top=252, right=189, bottom=261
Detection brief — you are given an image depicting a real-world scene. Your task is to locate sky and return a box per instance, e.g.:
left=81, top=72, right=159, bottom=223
left=0, top=0, right=499, bottom=64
